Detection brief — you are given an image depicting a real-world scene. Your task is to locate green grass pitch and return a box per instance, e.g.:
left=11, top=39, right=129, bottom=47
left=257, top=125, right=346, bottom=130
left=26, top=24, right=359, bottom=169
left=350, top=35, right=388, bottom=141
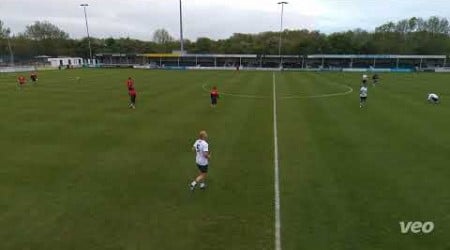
left=0, top=69, right=449, bottom=249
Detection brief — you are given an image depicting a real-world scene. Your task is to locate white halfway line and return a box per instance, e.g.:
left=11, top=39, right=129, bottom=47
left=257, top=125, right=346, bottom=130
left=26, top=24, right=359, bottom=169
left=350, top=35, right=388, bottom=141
left=273, top=72, right=282, bottom=250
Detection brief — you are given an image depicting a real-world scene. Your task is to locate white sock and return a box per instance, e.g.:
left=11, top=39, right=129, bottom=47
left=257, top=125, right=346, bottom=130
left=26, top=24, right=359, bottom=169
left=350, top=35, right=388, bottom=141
left=191, top=181, right=197, bottom=187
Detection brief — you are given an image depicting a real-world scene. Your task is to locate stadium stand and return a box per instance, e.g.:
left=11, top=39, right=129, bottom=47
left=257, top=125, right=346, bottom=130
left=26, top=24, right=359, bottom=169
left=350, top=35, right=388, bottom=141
left=95, top=53, right=447, bottom=71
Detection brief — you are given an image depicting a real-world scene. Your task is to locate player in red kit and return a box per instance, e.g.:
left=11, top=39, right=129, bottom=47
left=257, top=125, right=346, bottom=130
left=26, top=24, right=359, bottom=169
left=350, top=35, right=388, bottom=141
left=210, top=86, right=219, bottom=108
left=17, top=75, right=26, bottom=89
left=126, top=77, right=137, bottom=109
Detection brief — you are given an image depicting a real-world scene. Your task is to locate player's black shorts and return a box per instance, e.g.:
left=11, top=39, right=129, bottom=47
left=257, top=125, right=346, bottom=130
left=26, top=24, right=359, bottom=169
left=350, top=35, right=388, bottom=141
left=360, top=96, right=367, bottom=102
left=211, top=97, right=217, bottom=105
left=197, top=164, right=208, bottom=173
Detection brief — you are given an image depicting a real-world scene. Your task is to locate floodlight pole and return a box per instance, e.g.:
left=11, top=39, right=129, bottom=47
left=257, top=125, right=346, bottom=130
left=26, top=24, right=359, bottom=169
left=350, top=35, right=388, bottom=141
left=278, top=1, right=288, bottom=68
left=6, top=29, right=14, bottom=66
left=179, top=0, right=184, bottom=54
left=80, top=4, right=93, bottom=63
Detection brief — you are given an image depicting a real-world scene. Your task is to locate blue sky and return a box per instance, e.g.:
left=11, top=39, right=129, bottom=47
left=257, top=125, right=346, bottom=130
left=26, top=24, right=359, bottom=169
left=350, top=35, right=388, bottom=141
left=1, top=0, right=449, bottom=40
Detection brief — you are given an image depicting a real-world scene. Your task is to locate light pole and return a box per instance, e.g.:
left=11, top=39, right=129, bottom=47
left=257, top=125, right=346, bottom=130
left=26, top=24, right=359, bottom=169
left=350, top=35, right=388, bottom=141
left=277, top=1, right=288, bottom=68
left=179, top=0, right=184, bottom=53
left=5, top=28, right=14, bottom=66
left=80, top=4, right=93, bottom=63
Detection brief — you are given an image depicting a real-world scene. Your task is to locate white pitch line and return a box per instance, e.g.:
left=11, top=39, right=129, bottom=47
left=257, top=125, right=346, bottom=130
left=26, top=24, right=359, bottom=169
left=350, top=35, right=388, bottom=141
left=273, top=72, right=282, bottom=250
left=280, top=85, right=353, bottom=100
left=201, top=82, right=353, bottom=100
left=201, top=83, right=268, bottom=99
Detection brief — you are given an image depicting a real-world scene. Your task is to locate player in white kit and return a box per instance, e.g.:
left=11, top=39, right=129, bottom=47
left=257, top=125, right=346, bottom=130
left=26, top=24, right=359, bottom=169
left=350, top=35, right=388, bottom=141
left=360, top=85, right=368, bottom=108
left=362, top=74, right=368, bottom=85
left=190, top=130, right=211, bottom=191
left=427, top=93, right=439, bottom=104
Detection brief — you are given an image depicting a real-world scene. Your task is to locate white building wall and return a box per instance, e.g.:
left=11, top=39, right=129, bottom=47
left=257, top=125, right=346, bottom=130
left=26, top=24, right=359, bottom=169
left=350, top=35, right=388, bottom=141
left=48, top=57, right=84, bottom=68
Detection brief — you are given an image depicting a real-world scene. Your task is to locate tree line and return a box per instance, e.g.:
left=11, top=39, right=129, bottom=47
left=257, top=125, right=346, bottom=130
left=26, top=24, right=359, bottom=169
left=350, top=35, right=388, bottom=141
left=1, top=16, right=450, bottom=61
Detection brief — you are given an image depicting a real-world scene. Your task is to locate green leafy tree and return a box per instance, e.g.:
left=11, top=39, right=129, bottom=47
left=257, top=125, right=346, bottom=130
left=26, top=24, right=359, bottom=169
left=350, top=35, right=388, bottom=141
left=152, top=29, right=174, bottom=44
left=23, top=21, right=69, bottom=40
